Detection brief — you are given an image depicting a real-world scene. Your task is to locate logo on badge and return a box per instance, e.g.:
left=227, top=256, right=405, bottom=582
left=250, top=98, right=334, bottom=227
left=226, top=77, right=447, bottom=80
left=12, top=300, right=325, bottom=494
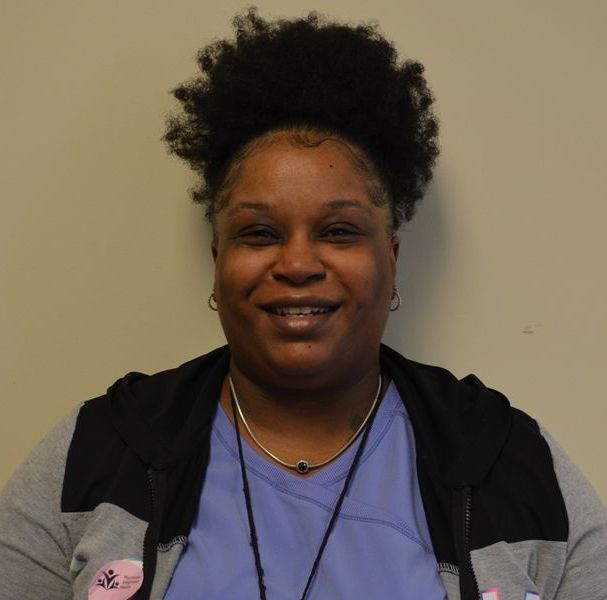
left=88, top=559, right=144, bottom=600
left=95, top=568, right=120, bottom=590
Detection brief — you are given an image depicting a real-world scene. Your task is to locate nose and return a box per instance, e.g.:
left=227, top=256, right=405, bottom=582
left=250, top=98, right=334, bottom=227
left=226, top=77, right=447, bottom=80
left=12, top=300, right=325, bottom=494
left=272, top=235, right=326, bottom=285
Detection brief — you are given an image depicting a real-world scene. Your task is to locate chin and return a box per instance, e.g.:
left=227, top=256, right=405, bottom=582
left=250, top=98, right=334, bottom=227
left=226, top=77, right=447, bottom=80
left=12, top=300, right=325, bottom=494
left=260, top=341, right=342, bottom=382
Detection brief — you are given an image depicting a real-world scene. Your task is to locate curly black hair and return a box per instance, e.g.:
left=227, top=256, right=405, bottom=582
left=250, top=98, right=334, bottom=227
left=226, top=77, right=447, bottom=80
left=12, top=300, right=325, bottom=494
left=164, top=7, right=439, bottom=229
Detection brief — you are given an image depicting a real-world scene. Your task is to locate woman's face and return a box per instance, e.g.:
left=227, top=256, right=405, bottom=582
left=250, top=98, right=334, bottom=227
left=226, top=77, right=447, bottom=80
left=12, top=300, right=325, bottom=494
left=212, top=133, right=399, bottom=389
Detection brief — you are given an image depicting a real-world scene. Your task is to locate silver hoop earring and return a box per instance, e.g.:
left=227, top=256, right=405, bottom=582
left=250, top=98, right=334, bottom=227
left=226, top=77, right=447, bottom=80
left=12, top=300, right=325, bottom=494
left=390, top=288, right=402, bottom=311
left=208, top=292, right=218, bottom=311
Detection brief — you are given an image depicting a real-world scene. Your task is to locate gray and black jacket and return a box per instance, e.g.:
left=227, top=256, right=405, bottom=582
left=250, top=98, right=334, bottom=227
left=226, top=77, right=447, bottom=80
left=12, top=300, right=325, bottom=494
left=1, top=345, right=606, bottom=599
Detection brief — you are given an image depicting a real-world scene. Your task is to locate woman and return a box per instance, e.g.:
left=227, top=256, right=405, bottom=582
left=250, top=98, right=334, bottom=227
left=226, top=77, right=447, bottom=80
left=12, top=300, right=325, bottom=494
left=1, top=8, right=606, bottom=600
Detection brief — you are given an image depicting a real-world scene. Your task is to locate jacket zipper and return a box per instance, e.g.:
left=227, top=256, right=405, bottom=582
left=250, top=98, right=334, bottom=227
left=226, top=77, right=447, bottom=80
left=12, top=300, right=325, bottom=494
left=457, top=484, right=480, bottom=600
left=136, top=468, right=165, bottom=600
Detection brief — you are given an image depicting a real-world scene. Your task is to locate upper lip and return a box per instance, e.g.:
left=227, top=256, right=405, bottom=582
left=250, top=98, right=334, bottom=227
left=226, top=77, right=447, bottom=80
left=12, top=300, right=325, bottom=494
left=259, top=297, right=340, bottom=312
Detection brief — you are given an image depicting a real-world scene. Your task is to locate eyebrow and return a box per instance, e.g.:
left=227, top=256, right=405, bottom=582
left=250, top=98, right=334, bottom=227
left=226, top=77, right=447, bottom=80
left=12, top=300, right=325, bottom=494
left=226, top=202, right=271, bottom=217
left=225, top=198, right=373, bottom=217
left=324, top=199, right=373, bottom=214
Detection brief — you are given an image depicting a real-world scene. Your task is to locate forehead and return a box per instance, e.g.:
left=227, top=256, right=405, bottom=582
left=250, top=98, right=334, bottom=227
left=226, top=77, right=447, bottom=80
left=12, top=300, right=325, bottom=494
left=218, top=134, right=388, bottom=218
left=235, top=137, right=365, bottom=189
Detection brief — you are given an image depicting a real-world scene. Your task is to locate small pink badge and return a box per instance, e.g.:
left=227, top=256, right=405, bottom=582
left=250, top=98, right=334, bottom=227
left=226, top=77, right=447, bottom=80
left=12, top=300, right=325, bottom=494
left=88, top=559, right=144, bottom=600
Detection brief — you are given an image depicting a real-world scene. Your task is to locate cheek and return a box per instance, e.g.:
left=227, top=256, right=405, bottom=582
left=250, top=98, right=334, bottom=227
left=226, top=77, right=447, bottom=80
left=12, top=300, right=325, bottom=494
left=214, top=249, right=270, bottom=303
left=334, top=248, right=394, bottom=306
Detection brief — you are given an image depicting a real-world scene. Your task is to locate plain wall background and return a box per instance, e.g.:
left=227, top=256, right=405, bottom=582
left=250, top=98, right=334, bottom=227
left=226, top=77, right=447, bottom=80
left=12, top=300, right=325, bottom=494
left=1, top=1, right=605, bottom=502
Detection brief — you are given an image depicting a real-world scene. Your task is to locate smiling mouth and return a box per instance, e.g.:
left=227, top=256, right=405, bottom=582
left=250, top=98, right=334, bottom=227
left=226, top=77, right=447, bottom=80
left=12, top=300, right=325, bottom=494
left=266, top=306, right=336, bottom=316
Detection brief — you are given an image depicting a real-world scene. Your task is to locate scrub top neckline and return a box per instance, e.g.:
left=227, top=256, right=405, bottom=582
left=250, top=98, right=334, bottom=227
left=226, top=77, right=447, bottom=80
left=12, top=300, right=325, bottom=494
left=214, top=380, right=402, bottom=490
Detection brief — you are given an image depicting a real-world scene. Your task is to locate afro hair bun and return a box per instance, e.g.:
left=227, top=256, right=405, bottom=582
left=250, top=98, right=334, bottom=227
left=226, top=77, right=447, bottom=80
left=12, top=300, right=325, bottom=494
left=164, top=7, right=439, bottom=228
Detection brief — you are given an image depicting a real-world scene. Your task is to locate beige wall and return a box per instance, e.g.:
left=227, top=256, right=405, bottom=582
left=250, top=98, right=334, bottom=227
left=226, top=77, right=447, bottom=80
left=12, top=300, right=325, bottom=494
left=1, top=1, right=605, bottom=502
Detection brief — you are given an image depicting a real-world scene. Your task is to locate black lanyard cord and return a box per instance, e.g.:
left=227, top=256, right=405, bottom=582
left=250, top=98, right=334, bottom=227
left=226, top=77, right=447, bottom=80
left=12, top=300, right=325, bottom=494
left=230, top=381, right=382, bottom=600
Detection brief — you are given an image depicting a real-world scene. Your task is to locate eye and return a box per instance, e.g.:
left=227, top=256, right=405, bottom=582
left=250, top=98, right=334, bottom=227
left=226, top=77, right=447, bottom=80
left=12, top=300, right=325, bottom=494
left=237, top=226, right=280, bottom=246
left=321, top=224, right=361, bottom=242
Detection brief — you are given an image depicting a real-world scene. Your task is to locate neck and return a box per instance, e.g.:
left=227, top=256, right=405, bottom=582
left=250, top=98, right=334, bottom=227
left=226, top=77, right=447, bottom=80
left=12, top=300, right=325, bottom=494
left=220, top=362, right=384, bottom=473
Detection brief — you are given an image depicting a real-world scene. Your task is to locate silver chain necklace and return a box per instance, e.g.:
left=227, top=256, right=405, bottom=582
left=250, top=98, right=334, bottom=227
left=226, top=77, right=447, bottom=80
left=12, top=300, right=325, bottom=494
left=228, top=374, right=382, bottom=474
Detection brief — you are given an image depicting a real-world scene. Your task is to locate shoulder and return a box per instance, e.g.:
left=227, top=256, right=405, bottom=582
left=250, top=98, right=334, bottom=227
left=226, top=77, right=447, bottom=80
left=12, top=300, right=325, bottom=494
left=62, top=346, right=229, bottom=512
left=0, top=407, right=81, bottom=598
left=538, top=425, right=607, bottom=596
left=0, top=406, right=80, bottom=503
left=72, top=344, right=230, bottom=447
left=384, top=345, right=607, bottom=592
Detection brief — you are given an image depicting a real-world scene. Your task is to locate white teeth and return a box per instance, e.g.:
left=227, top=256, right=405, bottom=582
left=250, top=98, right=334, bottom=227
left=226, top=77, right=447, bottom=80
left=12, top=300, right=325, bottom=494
left=271, top=306, right=332, bottom=316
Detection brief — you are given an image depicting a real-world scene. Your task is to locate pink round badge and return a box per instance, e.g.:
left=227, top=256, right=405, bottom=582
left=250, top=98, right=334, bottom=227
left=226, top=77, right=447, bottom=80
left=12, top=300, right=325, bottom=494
left=88, top=559, right=144, bottom=600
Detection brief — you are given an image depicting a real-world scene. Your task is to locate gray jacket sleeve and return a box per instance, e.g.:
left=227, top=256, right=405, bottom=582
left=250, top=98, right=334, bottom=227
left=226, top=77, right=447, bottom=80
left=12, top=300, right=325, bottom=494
left=542, top=427, right=607, bottom=599
left=0, top=409, right=79, bottom=600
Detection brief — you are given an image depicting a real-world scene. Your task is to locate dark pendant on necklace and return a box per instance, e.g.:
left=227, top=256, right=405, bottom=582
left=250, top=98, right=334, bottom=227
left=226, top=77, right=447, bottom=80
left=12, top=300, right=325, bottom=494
left=296, top=460, right=310, bottom=474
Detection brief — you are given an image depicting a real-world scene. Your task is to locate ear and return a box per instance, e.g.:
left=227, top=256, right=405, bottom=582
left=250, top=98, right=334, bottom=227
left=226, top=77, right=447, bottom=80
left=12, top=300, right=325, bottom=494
left=390, top=234, right=400, bottom=276
left=211, top=227, right=219, bottom=264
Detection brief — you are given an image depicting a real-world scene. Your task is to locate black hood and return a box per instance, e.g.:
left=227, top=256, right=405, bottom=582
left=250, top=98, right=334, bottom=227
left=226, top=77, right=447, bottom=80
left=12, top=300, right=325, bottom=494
left=107, top=346, right=230, bottom=470
left=381, top=345, right=511, bottom=487
left=106, top=344, right=511, bottom=488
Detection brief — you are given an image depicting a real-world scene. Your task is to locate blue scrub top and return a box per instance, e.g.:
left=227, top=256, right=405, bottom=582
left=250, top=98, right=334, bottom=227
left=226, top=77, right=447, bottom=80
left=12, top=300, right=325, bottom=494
left=164, top=382, right=447, bottom=599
